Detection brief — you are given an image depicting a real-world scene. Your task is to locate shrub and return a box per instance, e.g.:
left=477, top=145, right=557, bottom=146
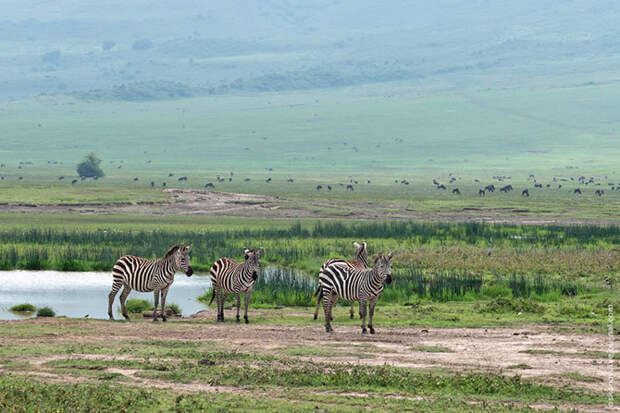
left=166, top=303, right=182, bottom=315
left=10, top=303, right=35, bottom=312
left=36, top=307, right=55, bottom=317
left=125, top=299, right=152, bottom=313
left=482, top=297, right=544, bottom=314
left=76, top=152, right=104, bottom=178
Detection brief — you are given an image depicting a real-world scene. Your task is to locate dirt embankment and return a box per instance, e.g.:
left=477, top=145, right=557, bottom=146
left=0, top=188, right=616, bottom=225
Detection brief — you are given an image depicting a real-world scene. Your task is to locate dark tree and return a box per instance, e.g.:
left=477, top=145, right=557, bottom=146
left=76, top=153, right=104, bottom=178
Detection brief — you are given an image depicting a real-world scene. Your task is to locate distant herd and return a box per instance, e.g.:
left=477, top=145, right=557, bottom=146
left=108, top=241, right=390, bottom=334
left=1, top=161, right=617, bottom=196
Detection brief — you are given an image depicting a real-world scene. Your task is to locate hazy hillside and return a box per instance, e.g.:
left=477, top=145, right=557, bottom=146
left=2, top=0, right=620, bottom=100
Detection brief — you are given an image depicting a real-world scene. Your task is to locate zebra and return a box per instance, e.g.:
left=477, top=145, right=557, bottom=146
left=319, top=252, right=393, bottom=334
left=208, top=248, right=263, bottom=323
left=313, top=241, right=369, bottom=321
left=107, top=245, right=193, bottom=322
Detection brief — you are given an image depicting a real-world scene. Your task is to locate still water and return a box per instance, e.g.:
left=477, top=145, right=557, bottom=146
left=0, top=270, right=212, bottom=320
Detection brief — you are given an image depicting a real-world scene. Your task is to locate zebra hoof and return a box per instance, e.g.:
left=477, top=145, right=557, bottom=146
left=236, top=317, right=240, bottom=323
left=313, top=314, right=317, bottom=320
left=350, top=314, right=354, bottom=319
left=325, top=326, right=333, bottom=333
left=162, top=316, right=167, bottom=322
left=369, top=326, right=375, bottom=334
left=244, top=316, right=249, bottom=324
left=361, top=328, right=368, bottom=334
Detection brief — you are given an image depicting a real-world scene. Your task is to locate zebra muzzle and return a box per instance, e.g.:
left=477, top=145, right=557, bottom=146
left=186, top=267, right=194, bottom=276
left=385, top=274, right=393, bottom=284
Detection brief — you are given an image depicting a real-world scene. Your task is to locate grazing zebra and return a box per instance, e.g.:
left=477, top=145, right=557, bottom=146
left=313, top=241, right=369, bottom=321
left=208, top=248, right=264, bottom=323
left=319, top=252, right=393, bottom=334
left=108, top=245, right=193, bottom=322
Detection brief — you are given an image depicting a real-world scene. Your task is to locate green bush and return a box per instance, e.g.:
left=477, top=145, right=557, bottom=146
left=125, top=299, right=152, bottom=313
left=76, top=152, right=104, bottom=178
left=9, top=303, right=36, bottom=312
left=482, top=297, right=544, bottom=314
left=166, top=303, right=182, bottom=315
left=36, top=307, right=55, bottom=317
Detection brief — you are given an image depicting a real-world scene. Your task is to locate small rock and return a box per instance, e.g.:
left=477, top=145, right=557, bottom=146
left=198, top=359, right=215, bottom=366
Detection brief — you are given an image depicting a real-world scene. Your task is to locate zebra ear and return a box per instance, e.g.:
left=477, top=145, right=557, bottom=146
left=244, top=248, right=250, bottom=254
left=185, top=245, right=192, bottom=253
left=387, top=252, right=393, bottom=260
left=353, top=241, right=360, bottom=248
left=256, top=248, right=264, bottom=257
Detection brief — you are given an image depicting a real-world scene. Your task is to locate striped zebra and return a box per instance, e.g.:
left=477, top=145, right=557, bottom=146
left=107, top=244, right=193, bottom=322
left=208, top=248, right=263, bottom=323
left=319, top=252, right=393, bottom=334
left=313, top=241, right=368, bottom=320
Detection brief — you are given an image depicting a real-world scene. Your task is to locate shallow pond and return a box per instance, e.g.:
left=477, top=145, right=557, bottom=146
left=0, top=270, right=212, bottom=320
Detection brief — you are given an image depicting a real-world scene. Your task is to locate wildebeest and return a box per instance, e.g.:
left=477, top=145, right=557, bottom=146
left=327, top=185, right=332, bottom=191
left=521, top=189, right=529, bottom=197
left=133, top=177, right=139, bottom=182
left=574, top=188, right=582, bottom=194
left=499, top=185, right=513, bottom=193
left=595, top=189, right=604, bottom=196
left=71, top=179, right=78, bottom=184
left=534, top=183, right=542, bottom=188
left=452, top=188, right=460, bottom=195
left=367, top=180, right=371, bottom=184
left=58, top=176, right=64, bottom=181
left=178, top=176, right=187, bottom=182
left=316, top=185, right=322, bottom=191
left=205, top=183, right=215, bottom=189
left=162, top=182, right=167, bottom=187
left=244, top=178, right=251, bottom=182
left=168, top=173, right=174, bottom=177
left=436, top=184, right=446, bottom=190
left=151, top=181, right=155, bottom=187
left=478, top=189, right=485, bottom=196
left=18, top=176, right=23, bottom=180
left=287, top=178, right=294, bottom=183
left=485, top=184, right=495, bottom=192
left=266, top=178, right=271, bottom=183
left=346, top=184, right=354, bottom=191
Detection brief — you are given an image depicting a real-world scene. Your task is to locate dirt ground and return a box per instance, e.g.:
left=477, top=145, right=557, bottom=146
left=0, top=188, right=616, bottom=225
left=1, top=314, right=613, bottom=394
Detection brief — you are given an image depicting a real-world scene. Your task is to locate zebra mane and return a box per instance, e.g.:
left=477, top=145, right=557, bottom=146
left=163, top=244, right=184, bottom=258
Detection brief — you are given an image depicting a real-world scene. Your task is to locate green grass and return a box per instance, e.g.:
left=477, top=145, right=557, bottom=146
left=124, top=299, right=152, bottom=314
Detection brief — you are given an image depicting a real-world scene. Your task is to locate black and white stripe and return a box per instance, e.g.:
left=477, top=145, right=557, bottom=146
left=208, top=248, right=263, bottom=323
left=319, top=252, right=393, bottom=334
left=108, top=244, right=193, bottom=321
left=313, top=241, right=369, bottom=320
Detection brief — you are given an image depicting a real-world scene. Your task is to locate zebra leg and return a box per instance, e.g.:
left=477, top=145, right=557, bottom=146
left=119, top=286, right=132, bottom=321
left=107, top=280, right=123, bottom=320
left=153, top=289, right=160, bottom=322
left=160, top=287, right=169, bottom=322
left=313, top=287, right=323, bottom=320
left=218, top=289, right=225, bottom=322
left=235, top=293, right=241, bottom=323
left=350, top=301, right=355, bottom=319
left=323, top=290, right=334, bottom=333
left=359, top=298, right=368, bottom=334
left=368, top=298, right=377, bottom=334
left=243, top=289, right=252, bottom=324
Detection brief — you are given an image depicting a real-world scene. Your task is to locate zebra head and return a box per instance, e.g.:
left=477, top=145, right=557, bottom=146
left=353, top=240, right=368, bottom=266
left=174, top=245, right=193, bottom=276
left=373, top=252, right=393, bottom=284
left=243, top=248, right=264, bottom=280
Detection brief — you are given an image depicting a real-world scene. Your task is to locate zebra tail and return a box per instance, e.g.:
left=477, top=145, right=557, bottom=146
left=208, top=288, right=216, bottom=306
left=312, top=284, right=322, bottom=299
